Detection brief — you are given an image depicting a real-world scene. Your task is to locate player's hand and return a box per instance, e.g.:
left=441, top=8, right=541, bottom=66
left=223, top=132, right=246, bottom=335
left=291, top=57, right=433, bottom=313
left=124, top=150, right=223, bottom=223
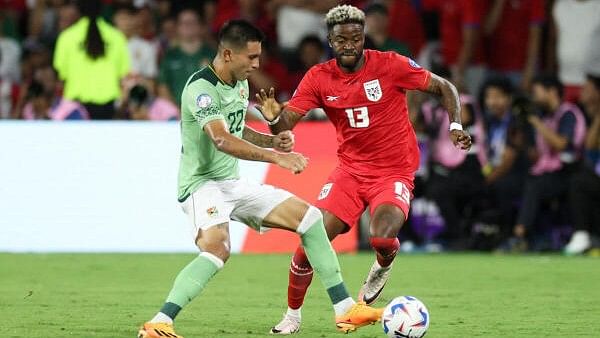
left=273, top=130, right=294, bottom=152
left=255, top=87, right=282, bottom=123
left=275, top=152, right=308, bottom=174
left=450, top=129, right=472, bottom=150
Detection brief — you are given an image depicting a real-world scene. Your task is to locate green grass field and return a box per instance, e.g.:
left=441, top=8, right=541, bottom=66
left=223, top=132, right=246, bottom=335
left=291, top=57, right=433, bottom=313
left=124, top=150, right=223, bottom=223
left=1, top=253, right=599, bottom=338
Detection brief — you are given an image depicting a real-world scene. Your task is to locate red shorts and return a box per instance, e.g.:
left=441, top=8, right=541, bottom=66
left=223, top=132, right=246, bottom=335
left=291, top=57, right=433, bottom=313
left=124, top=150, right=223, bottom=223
left=315, top=167, right=414, bottom=229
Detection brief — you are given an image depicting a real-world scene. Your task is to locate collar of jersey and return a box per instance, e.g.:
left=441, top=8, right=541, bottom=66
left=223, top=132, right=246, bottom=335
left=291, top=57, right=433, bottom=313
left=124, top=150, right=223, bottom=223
left=208, top=64, right=237, bottom=88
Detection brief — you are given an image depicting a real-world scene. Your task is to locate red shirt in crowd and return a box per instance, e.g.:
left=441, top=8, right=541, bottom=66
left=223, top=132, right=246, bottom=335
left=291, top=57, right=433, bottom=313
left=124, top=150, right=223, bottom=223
left=486, top=0, right=545, bottom=72
left=387, top=0, right=426, bottom=56
left=424, top=0, right=488, bottom=66
left=287, top=50, right=430, bottom=177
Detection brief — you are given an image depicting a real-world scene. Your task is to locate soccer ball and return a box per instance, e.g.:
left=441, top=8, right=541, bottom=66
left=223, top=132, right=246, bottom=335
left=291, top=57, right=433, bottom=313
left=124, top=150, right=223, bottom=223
left=381, top=296, right=429, bottom=338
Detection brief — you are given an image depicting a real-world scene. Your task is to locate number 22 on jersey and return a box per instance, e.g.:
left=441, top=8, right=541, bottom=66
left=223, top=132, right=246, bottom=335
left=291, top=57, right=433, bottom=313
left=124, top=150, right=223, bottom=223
left=345, top=106, right=370, bottom=128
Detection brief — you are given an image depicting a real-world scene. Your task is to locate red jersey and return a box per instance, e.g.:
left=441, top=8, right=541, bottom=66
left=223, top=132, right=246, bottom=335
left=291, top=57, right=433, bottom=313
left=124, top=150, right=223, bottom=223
left=287, top=50, right=430, bottom=177
left=487, top=0, right=545, bottom=72
left=424, top=0, right=487, bottom=66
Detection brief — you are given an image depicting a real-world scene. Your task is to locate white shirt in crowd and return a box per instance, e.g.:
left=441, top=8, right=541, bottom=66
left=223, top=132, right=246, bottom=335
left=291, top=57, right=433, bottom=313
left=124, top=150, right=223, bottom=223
left=128, top=36, right=158, bottom=79
left=553, top=0, right=600, bottom=85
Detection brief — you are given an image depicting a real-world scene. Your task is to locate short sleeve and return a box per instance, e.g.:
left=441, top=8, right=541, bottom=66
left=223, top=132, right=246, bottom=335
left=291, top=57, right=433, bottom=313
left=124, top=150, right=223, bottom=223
left=182, top=80, right=223, bottom=130
left=286, top=67, right=322, bottom=116
left=530, top=0, right=545, bottom=25
left=391, top=53, right=431, bottom=91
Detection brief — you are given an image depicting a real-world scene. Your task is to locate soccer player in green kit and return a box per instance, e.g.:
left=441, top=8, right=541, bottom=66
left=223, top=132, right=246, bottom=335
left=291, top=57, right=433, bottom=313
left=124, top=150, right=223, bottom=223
left=137, top=20, right=383, bottom=338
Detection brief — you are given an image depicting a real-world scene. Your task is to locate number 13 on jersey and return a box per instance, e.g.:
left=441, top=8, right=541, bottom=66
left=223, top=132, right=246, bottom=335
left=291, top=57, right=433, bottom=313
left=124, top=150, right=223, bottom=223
left=345, top=106, right=370, bottom=128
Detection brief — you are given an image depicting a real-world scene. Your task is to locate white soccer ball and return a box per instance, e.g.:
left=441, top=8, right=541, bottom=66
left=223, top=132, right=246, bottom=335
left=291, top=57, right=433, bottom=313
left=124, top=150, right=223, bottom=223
left=381, top=296, right=430, bottom=338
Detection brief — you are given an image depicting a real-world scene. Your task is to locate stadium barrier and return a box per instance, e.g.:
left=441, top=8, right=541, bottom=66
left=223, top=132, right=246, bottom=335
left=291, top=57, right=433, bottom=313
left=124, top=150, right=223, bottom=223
left=0, top=121, right=357, bottom=253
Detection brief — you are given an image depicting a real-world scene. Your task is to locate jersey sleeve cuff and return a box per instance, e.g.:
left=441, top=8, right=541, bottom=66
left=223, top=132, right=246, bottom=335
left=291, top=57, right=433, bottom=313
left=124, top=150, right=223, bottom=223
left=285, top=104, right=309, bottom=116
left=419, top=71, right=431, bottom=91
left=197, top=114, right=225, bottom=130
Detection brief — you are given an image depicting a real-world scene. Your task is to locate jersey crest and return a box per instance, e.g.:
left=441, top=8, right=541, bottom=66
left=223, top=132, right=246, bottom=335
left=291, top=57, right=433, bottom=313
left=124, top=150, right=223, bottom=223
left=363, top=79, right=382, bottom=102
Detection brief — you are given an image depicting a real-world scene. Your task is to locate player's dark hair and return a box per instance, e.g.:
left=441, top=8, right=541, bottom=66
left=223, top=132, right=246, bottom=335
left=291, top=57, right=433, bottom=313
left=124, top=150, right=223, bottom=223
left=532, top=73, right=564, bottom=98
left=587, top=74, right=600, bottom=91
left=77, top=0, right=105, bottom=60
left=218, top=20, right=264, bottom=50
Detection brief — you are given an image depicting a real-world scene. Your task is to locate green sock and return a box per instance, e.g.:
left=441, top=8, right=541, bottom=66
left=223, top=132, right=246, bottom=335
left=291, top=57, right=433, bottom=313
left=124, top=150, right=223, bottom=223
left=300, top=219, right=351, bottom=305
left=160, top=254, right=222, bottom=319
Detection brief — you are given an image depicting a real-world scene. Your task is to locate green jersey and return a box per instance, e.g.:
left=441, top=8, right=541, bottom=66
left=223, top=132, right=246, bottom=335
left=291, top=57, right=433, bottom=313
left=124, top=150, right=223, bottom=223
left=177, top=65, right=250, bottom=202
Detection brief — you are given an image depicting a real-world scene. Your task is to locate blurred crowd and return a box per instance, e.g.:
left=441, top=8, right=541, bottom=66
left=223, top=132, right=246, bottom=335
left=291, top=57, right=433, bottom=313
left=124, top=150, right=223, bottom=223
left=1, top=0, right=599, bottom=254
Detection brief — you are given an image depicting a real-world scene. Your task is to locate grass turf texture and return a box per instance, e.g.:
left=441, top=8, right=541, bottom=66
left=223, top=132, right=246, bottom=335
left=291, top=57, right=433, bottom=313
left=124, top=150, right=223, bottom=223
left=2, top=253, right=598, bottom=338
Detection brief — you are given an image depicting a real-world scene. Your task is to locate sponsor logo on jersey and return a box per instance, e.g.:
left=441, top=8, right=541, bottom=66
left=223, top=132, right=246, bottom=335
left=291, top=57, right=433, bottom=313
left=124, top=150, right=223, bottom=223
left=326, top=95, right=339, bottom=101
left=206, top=206, right=219, bottom=217
left=408, top=58, right=421, bottom=69
left=240, top=88, right=247, bottom=100
left=318, top=183, right=333, bottom=200
left=196, top=94, right=213, bottom=108
left=363, top=79, right=382, bottom=102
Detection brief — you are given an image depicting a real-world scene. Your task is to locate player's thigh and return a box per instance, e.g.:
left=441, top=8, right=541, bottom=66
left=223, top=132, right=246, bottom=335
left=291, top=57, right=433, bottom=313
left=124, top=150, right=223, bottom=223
left=315, top=167, right=366, bottom=231
left=321, top=209, right=350, bottom=240
left=366, top=176, right=414, bottom=237
left=180, top=181, right=234, bottom=242
left=229, top=178, right=301, bottom=231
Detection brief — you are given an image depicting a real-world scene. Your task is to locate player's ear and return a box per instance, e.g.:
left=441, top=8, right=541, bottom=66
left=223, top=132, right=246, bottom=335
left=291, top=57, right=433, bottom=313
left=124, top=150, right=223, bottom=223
left=223, top=48, right=232, bottom=62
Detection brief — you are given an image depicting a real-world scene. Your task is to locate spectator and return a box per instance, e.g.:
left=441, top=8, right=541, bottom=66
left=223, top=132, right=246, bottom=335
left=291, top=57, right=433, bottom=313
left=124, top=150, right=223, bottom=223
left=212, top=0, right=276, bottom=44
left=157, top=8, right=215, bottom=107
left=481, top=77, right=532, bottom=236
left=364, top=3, right=410, bottom=56
left=384, top=0, right=426, bottom=57
left=551, top=0, right=600, bottom=103
left=509, top=74, right=586, bottom=251
left=0, top=18, right=21, bottom=118
left=484, top=0, right=545, bottom=91
left=271, top=0, right=338, bottom=52
left=123, top=84, right=178, bottom=121
left=0, top=20, right=21, bottom=84
left=113, top=5, right=158, bottom=83
left=564, top=73, right=600, bottom=254
left=247, top=42, right=291, bottom=101
left=22, top=80, right=89, bottom=120
left=423, top=0, right=488, bottom=96
left=424, top=94, right=487, bottom=249
left=53, top=0, right=130, bottom=119
left=288, top=35, right=327, bottom=91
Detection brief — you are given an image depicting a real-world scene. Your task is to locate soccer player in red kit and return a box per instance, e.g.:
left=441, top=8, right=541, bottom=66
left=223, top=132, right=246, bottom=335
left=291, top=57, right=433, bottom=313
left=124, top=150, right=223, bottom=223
left=255, top=5, right=472, bottom=334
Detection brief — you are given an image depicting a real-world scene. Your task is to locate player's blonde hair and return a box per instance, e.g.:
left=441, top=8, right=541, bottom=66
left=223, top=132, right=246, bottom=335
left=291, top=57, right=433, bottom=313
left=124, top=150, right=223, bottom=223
left=325, top=5, right=365, bottom=30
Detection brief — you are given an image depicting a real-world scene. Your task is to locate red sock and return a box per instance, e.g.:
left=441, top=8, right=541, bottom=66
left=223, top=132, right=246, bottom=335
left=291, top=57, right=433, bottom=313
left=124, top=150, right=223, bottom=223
left=370, top=237, right=400, bottom=267
left=288, top=246, right=313, bottom=310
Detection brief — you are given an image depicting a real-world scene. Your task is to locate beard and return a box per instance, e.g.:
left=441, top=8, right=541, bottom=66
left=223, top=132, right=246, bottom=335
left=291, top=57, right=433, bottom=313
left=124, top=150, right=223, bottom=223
left=336, top=52, right=361, bottom=69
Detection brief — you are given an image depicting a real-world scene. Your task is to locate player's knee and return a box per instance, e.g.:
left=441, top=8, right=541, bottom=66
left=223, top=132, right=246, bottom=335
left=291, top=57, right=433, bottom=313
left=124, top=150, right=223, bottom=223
left=196, top=237, right=231, bottom=263
left=371, top=205, right=405, bottom=238
left=296, top=206, right=323, bottom=234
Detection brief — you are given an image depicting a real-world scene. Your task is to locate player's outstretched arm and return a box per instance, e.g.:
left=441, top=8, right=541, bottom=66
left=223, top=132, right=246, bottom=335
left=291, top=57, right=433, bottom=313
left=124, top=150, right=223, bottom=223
left=204, top=120, right=306, bottom=173
left=254, top=87, right=304, bottom=134
left=423, top=73, right=472, bottom=150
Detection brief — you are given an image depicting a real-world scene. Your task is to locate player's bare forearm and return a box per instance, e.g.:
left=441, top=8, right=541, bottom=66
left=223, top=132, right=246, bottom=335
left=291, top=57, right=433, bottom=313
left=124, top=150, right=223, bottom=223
left=424, top=73, right=461, bottom=123
left=205, top=120, right=278, bottom=163
left=269, top=109, right=303, bottom=134
left=242, top=126, right=274, bottom=148
left=215, top=133, right=278, bottom=163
